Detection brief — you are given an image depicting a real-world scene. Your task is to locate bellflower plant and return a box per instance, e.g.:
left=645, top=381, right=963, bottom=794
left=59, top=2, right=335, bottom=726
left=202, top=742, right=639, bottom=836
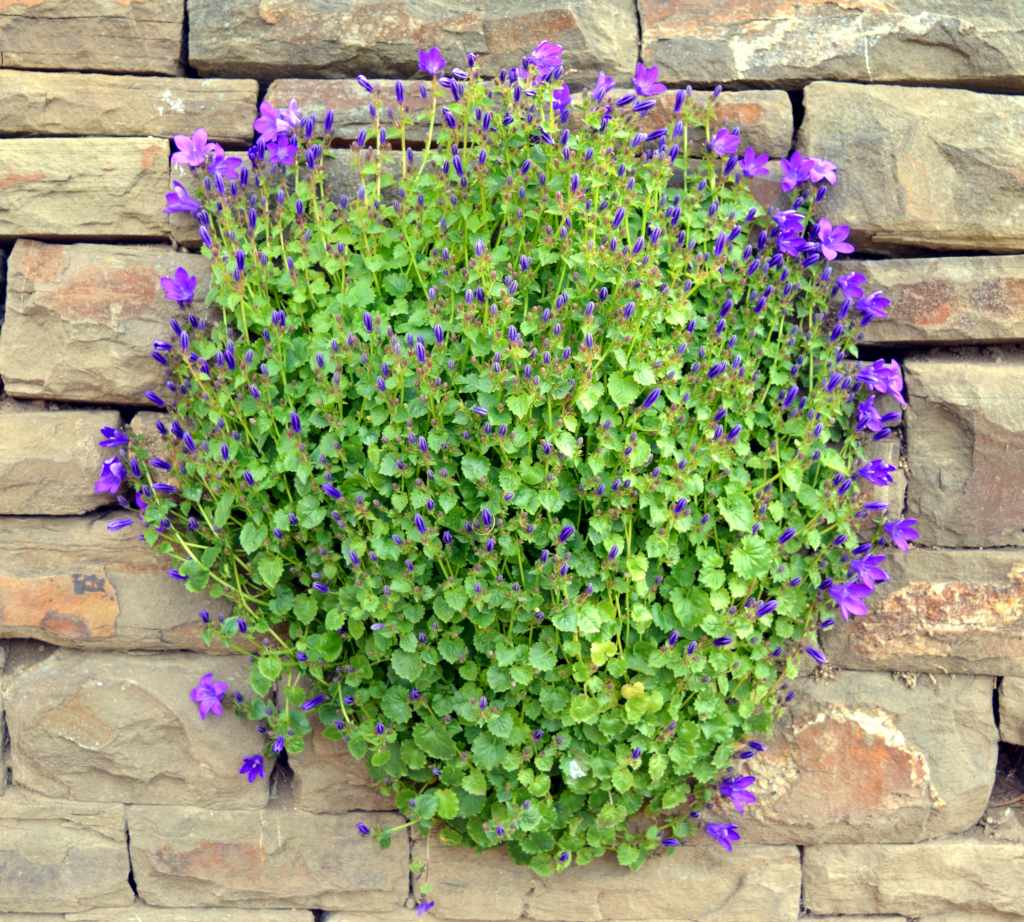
left=97, top=42, right=914, bottom=893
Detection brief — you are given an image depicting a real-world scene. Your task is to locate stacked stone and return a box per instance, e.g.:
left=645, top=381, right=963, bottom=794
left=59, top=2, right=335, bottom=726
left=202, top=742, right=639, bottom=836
left=0, top=1, right=1022, bottom=919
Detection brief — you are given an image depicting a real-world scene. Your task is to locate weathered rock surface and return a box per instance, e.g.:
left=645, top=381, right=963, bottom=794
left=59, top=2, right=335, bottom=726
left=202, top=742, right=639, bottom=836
left=0, top=0, right=182, bottom=75
left=412, top=837, right=801, bottom=921
left=826, top=550, right=1024, bottom=676
left=0, top=71, right=257, bottom=143
left=640, top=1, right=1024, bottom=89
left=288, top=721, right=392, bottom=813
left=905, top=359, right=1024, bottom=546
left=4, top=650, right=269, bottom=807
left=128, top=805, right=408, bottom=909
left=853, top=256, right=1024, bottom=346
left=1001, top=677, right=1024, bottom=745
left=267, top=81, right=793, bottom=157
left=804, top=837, right=1024, bottom=916
left=799, top=83, right=1024, bottom=253
left=0, top=791, right=133, bottom=913
left=66, top=909, right=316, bottom=922
left=0, top=241, right=209, bottom=405
left=0, top=410, right=120, bottom=514
left=189, top=0, right=637, bottom=83
left=739, top=672, right=996, bottom=844
left=0, top=515, right=229, bottom=652
left=0, top=138, right=168, bottom=239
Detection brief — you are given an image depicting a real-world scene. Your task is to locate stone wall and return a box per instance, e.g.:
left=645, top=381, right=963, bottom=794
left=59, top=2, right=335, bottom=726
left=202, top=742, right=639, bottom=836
left=0, top=2, right=1022, bottom=919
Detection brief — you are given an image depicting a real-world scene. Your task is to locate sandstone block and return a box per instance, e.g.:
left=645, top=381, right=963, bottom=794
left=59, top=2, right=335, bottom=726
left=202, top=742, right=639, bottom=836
left=0, top=138, right=168, bottom=239
left=413, top=836, right=800, bottom=922
left=657, top=90, right=793, bottom=159
left=0, top=514, right=227, bottom=652
left=189, top=0, right=637, bottom=83
left=826, top=550, right=1024, bottom=676
left=288, top=721, right=392, bottom=813
left=640, top=1, right=1024, bottom=89
left=799, top=83, right=1024, bottom=252
left=0, top=0, right=182, bottom=75
left=4, top=649, right=268, bottom=807
left=739, top=672, right=996, bottom=844
left=0, top=241, right=210, bottom=405
left=804, top=837, right=1024, bottom=916
left=0, top=410, right=120, bottom=514
left=0, top=791, right=132, bottom=913
left=853, top=256, right=1024, bottom=346
left=128, top=805, right=408, bottom=909
left=66, top=907, right=315, bottom=921
left=1001, top=677, right=1024, bottom=745
left=0, top=71, right=257, bottom=144
left=905, top=359, right=1024, bottom=546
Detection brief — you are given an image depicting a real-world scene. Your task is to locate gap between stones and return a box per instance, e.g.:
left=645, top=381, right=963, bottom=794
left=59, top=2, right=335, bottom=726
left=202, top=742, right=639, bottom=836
left=786, top=89, right=804, bottom=157
left=632, top=0, right=643, bottom=65
left=125, top=823, right=140, bottom=898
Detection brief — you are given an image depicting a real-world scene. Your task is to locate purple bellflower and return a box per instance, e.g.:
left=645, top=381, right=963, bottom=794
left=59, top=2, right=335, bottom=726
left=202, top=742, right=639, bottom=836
left=419, top=46, right=447, bottom=76
left=632, top=61, right=667, bottom=97
left=884, top=518, right=919, bottom=552
left=828, top=581, right=873, bottom=620
left=857, top=359, right=907, bottom=407
left=190, top=672, right=229, bottom=719
left=705, top=822, right=741, bottom=852
left=239, top=753, right=265, bottom=783
left=160, top=267, right=198, bottom=304
left=171, top=128, right=217, bottom=168
left=719, top=775, right=757, bottom=814
left=94, top=458, right=125, bottom=494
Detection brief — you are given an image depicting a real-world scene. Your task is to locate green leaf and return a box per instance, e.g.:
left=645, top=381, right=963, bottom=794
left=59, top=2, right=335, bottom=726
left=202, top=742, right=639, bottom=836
left=729, top=535, right=773, bottom=581
left=470, top=732, right=506, bottom=770
left=436, top=789, right=460, bottom=820
left=717, top=496, right=754, bottom=533
left=528, top=643, right=556, bottom=672
left=257, top=656, right=282, bottom=682
left=608, top=372, right=641, bottom=409
left=391, top=650, right=423, bottom=683
left=239, top=521, right=268, bottom=555
left=507, top=393, right=533, bottom=419
left=213, top=490, right=235, bottom=527
left=461, top=455, right=489, bottom=481
left=413, top=721, right=458, bottom=761
left=575, top=381, right=604, bottom=413
left=255, top=554, right=284, bottom=589
left=462, top=770, right=488, bottom=796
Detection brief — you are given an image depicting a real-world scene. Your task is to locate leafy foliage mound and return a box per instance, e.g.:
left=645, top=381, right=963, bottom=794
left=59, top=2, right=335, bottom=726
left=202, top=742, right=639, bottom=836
left=98, top=43, right=915, bottom=877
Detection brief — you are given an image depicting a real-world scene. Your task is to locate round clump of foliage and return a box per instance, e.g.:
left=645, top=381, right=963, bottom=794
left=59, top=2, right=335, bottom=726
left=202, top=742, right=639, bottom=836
left=97, top=42, right=915, bottom=881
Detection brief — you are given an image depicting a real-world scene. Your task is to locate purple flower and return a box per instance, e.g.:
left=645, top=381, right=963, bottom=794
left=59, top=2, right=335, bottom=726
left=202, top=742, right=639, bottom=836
left=419, top=46, right=446, bottom=76
left=719, top=775, right=757, bottom=814
left=552, top=84, right=572, bottom=116
left=171, top=128, right=217, bottom=168
left=252, top=100, right=281, bottom=143
left=857, top=359, right=907, bottom=407
left=805, top=646, right=828, bottom=665
left=884, top=518, right=919, bottom=552
left=107, top=517, right=134, bottom=532
left=415, top=513, right=427, bottom=534
left=739, top=146, right=770, bottom=177
left=779, top=150, right=813, bottom=191
left=855, top=395, right=885, bottom=433
left=709, top=128, right=741, bottom=157
left=808, top=156, right=838, bottom=184
left=160, top=267, right=198, bottom=304
left=190, top=672, right=229, bottom=719
left=356, top=821, right=371, bottom=837
left=558, top=524, right=574, bottom=543
left=592, top=71, right=615, bottom=101
left=208, top=150, right=242, bottom=181
left=301, top=694, right=327, bottom=711
left=239, top=753, right=264, bottom=783
left=322, top=482, right=342, bottom=500
left=857, top=458, right=896, bottom=486
left=98, top=426, right=129, bottom=448
left=705, top=822, right=741, bottom=852
left=163, top=180, right=201, bottom=215
left=527, top=40, right=563, bottom=79
left=94, top=458, right=125, bottom=494
left=632, top=61, right=666, bottom=97
left=816, top=219, right=855, bottom=261
left=415, top=900, right=436, bottom=916
left=640, top=387, right=661, bottom=410
left=828, top=581, right=873, bottom=620
left=837, top=271, right=867, bottom=300
left=661, top=837, right=681, bottom=847
left=849, top=554, right=889, bottom=589
left=857, top=291, right=891, bottom=324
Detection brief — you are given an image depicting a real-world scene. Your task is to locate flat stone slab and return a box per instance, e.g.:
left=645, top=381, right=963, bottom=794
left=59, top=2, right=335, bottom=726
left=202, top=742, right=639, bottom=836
left=1001, top=676, right=1024, bottom=745
left=738, top=671, right=996, bottom=844
left=826, top=549, right=1024, bottom=676
left=905, top=358, right=1024, bottom=547
left=804, top=837, right=1024, bottom=916
left=0, top=791, right=133, bottom=913
left=127, top=805, right=409, bottom=910
left=851, top=256, right=1024, bottom=346
left=0, top=409, right=120, bottom=514
left=189, top=0, right=638, bottom=83
left=0, top=514, right=227, bottom=652
left=0, top=240, right=210, bottom=405
left=287, top=722, right=392, bottom=813
left=799, top=83, right=1024, bottom=253
left=0, top=138, right=168, bottom=239
left=4, top=649, right=269, bottom=808
left=0, top=0, right=183, bottom=75
left=0, top=71, right=257, bottom=143
left=640, top=1, right=1024, bottom=89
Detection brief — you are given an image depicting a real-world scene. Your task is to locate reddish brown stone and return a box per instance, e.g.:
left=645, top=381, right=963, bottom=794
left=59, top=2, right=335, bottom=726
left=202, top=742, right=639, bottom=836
left=850, top=256, right=1024, bottom=346
left=826, top=550, right=1024, bottom=676
left=0, top=0, right=182, bottom=75
left=739, top=672, right=996, bottom=844
left=0, top=241, right=210, bottom=405
left=905, top=359, right=1024, bottom=546
left=0, top=515, right=229, bottom=652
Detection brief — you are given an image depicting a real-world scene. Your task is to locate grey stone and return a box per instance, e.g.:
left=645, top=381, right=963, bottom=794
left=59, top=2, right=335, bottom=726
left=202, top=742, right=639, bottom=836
left=67, top=907, right=316, bottom=921
left=0, top=240, right=210, bottom=405
left=799, top=83, right=1024, bottom=253
left=905, top=358, right=1024, bottom=546
left=4, top=649, right=270, bottom=807
left=1001, top=677, right=1024, bottom=745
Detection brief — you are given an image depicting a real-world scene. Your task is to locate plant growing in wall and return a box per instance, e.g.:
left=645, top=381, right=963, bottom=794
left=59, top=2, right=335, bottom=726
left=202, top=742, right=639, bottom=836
left=96, top=41, right=915, bottom=907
